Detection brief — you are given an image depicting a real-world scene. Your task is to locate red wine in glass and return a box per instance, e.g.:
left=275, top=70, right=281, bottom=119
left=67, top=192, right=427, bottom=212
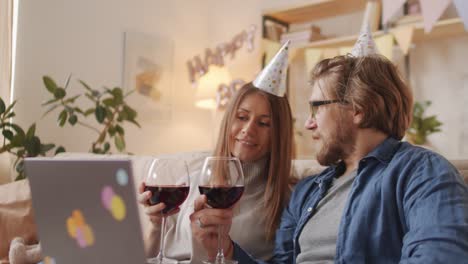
left=144, top=158, right=190, bottom=264
left=198, top=156, right=244, bottom=264
left=145, top=185, right=190, bottom=213
left=198, top=185, right=244, bottom=209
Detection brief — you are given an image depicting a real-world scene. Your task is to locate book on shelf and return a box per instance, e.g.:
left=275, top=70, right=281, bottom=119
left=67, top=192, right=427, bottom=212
left=264, top=20, right=287, bottom=42
left=280, top=25, right=326, bottom=46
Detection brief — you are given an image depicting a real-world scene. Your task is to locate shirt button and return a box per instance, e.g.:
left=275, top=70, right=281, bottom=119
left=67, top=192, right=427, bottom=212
left=307, top=207, right=312, bottom=212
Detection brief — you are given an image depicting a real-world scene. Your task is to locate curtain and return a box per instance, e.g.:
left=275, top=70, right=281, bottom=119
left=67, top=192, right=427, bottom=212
left=0, top=0, right=14, bottom=104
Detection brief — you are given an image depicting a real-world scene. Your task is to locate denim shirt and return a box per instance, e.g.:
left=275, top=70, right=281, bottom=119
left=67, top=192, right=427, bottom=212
left=233, top=138, right=468, bottom=263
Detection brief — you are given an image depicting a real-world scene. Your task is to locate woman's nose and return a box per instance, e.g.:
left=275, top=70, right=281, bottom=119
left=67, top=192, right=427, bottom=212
left=241, top=120, right=255, bottom=134
left=304, top=116, right=317, bottom=130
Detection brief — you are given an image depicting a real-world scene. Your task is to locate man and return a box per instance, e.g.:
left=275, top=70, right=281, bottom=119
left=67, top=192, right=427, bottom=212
left=194, top=27, right=468, bottom=263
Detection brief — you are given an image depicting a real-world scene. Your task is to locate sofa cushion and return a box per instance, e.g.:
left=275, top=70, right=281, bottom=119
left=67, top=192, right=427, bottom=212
left=0, top=180, right=38, bottom=259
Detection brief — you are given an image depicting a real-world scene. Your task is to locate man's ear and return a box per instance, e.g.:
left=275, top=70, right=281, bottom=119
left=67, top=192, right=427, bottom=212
left=353, top=110, right=363, bottom=125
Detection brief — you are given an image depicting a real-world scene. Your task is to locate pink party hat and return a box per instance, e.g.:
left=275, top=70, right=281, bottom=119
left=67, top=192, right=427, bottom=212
left=253, top=40, right=290, bottom=97
left=350, top=23, right=379, bottom=57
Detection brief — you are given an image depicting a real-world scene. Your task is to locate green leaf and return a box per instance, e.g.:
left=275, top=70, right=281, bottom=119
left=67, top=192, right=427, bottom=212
left=79, top=80, right=93, bottom=92
left=128, top=119, right=141, bottom=128
left=15, top=160, right=24, bottom=173
left=9, top=123, right=26, bottom=137
left=103, top=98, right=117, bottom=107
left=55, top=146, right=66, bottom=155
left=111, top=87, right=123, bottom=104
left=40, top=143, right=56, bottom=154
left=95, top=105, right=106, bottom=123
left=64, top=73, right=72, bottom=90
left=63, top=95, right=80, bottom=104
left=0, top=97, right=5, bottom=115
left=115, top=124, right=124, bottom=135
left=103, top=142, right=110, bottom=153
left=68, top=114, right=78, bottom=125
left=42, top=98, right=60, bottom=106
left=84, top=108, right=95, bottom=116
left=4, top=100, right=17, bottom=116
left=114, top=134, right=125, bottom=152
left=123, top=105, right=137, bottom=120
left=5, top=112, right=15, bottom=119
left=25, top=136, right=41, bottom=156
left=108, top=125, right=116, bottom=136
left=73, top=107, right=84, bottom=114
left=42, top=104, right=60, bottom=117
left=43, top=76, right=58, bottom=94
left=58, top=109, right=68, bottom=127
left=54, top=88, right=66, bottom=99
left=2, top=129, right=14, bottom=140
left=26, top=124, right=36, bottom=139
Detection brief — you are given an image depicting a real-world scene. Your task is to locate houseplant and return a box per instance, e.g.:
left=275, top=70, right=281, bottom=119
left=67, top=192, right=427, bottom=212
left=0, top=97, right=64, bottom=180
left=406, top=100, right=442, bottom=145
left=42, top=75, right=140, bottom=154
left=0, top=75, right=140, bottom=180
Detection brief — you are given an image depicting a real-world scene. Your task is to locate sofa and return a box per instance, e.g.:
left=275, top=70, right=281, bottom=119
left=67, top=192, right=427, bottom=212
left=1, top=151, right=467, bottom=263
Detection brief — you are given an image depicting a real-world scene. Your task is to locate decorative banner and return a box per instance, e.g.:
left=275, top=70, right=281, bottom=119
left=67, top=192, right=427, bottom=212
left=375, top=34, right=395, bottom=60
left=187, top=25, right=256, bottom=86
left=453, top=0, right=468, bottom=31
left=305, top=48, right=323, bottom=76
left=382, top=0, right=407, bottom=25
left=339, top=46, right=353, bottom=56
left=216, top=79, right=246, bottom=110
left=392, top=26, right=415, bottom=55
left=66, top=210, right=95, bottom=248
left=262, top=39, right=281, bottom=65
left=419, top=0, right=452, bottom=33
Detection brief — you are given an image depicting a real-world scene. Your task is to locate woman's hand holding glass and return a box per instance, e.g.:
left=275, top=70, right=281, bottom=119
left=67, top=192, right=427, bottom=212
left=137, top=182, right=181, bottom=229
left=190, top=195, right=235, bottom=260
left=191, top=156, right=244, bottom=264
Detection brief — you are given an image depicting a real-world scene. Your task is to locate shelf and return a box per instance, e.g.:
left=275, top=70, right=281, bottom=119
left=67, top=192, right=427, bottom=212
left=292, top=18, right=467, bottom=50
left=263, top=0, right=368, bottom=24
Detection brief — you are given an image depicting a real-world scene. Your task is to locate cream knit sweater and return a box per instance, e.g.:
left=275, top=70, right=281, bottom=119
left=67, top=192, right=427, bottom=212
left=158, top=155, right=274, bottom=263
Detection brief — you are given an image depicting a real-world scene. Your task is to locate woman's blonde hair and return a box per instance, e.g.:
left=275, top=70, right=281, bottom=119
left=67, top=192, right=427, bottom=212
left=213, top=82, right=294, bottom=240
left=310, top=54, right=413, bottom=139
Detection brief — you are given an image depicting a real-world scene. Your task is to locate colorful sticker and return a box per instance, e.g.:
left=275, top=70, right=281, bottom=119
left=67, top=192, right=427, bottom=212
left=65, top=210, right=95, bottom=248
left=40, top=256, right=56, bottom=264
left=101, top=186, right=126, bottom=221
left=116, top=169, right=129, bottom=186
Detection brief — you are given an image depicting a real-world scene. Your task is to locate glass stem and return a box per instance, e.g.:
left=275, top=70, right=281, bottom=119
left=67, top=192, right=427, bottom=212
left=216, top=225, right=224, bottom=263
left=156, top=215, right=167, bottom=262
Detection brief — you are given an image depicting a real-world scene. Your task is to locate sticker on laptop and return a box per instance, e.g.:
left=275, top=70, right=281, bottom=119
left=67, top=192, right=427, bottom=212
left=66, top=210, right=95, bottom=248
left=39, top=256, right=56, bottom=264
left=116, top=168, right=129, bottom=186
left=101, top=185, right=126, bottom=221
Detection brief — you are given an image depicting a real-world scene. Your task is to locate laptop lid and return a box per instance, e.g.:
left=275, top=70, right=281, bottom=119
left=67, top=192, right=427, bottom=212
left=25, top=158, right=147, bottom=264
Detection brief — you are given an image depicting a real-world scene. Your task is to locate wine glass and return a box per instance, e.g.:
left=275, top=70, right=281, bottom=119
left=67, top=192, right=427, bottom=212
left=144, top=158, right=190, bottom=264
left=198, top=156, right=245, bottom=264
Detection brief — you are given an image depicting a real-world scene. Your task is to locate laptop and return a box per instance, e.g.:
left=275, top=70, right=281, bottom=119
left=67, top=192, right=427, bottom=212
left=25, top=158, right=147, bottom=264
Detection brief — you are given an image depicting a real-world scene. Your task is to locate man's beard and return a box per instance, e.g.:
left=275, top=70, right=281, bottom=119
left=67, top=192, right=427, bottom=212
left=316, top=118, right=356, bottom=166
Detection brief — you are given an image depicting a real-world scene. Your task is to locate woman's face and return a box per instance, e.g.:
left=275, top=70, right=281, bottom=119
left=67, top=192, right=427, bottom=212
left=230, top=92, right=272, bottom=163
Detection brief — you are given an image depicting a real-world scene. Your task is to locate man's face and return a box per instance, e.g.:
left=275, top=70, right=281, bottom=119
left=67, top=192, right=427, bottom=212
left=305, top=78, right=356, bottom=166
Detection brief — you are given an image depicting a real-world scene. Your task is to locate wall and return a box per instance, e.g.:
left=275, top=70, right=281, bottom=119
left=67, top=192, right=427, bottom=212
left=12, top=0, right=468, bottom=160
left=14, top=0, right=215, bottom=156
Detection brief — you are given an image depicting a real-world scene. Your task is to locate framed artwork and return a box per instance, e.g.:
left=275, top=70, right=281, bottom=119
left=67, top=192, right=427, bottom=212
left=123, top=31, right=174, bottom=122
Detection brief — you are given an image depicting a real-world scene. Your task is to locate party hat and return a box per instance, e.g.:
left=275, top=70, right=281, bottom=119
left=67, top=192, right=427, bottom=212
left=253, top=40, right=290, bottom=97
left=350, top=23, right=379, bottom=57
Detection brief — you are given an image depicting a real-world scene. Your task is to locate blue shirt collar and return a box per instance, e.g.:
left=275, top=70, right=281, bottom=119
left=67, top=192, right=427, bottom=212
left=313, top=137, right=401, bottom=183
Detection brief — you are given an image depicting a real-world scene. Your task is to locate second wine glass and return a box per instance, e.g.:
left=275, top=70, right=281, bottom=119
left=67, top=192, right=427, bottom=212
left=144, top=158, right=190, bottom=264
left=198, top=156, right=245, bottom=264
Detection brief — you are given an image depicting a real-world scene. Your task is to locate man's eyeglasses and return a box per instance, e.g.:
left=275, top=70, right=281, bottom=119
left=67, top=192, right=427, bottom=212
left=309, top=100, right=346, bottom=118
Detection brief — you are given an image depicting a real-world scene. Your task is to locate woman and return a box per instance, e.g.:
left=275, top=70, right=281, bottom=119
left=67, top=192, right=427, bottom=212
left=138, top=82, right=294, bottom=263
